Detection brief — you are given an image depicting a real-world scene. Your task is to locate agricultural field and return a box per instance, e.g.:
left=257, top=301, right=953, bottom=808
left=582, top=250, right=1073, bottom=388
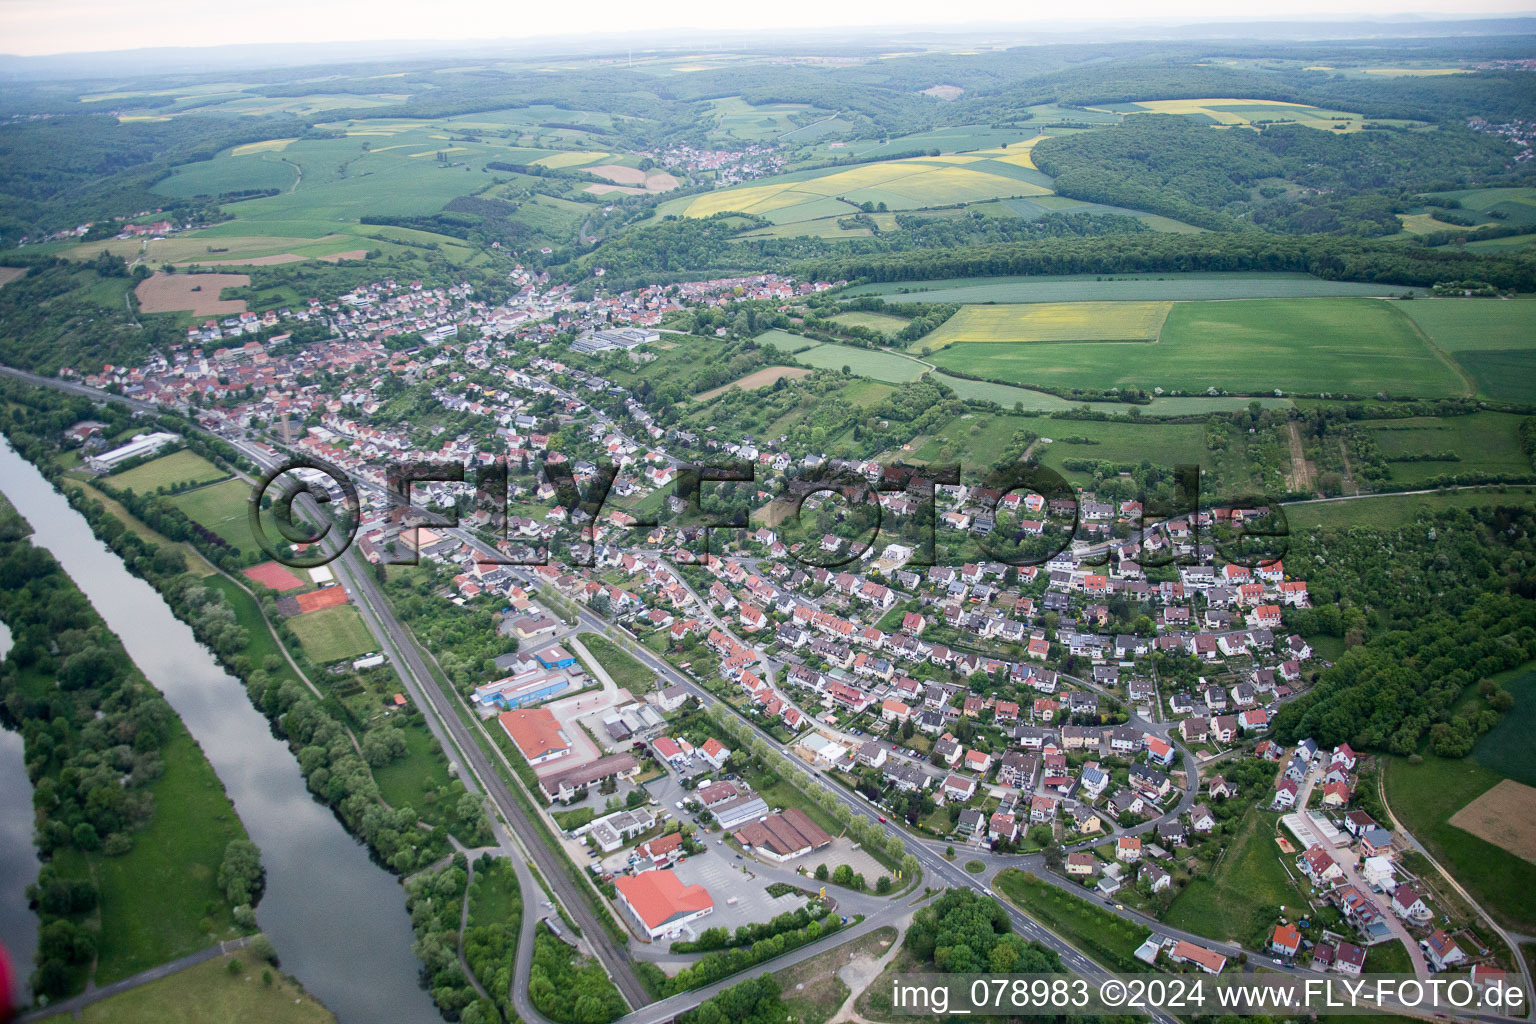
left=148, top=126, right=613, bottom=252
left=752, top=328, right=820, bottom=354
left=792, top=342, right=929, bottom=383
left=167, top=479, right=260, bottom=558
left=287, top=604, right=376, bottom=664
left=737, top=217, right=875, bottom=240
left=1447, top=780, right=1536, bottom=863
left=108, top=450, right=228, bottom=493
left=135, top=272, right=249, bottom=316
left=1034, top=420, right=1212, bottom=483
left=1472, top=666, right=1536, bottom=787
left=65, top=233, right=379, bottom=267
left=1395, top=297, right=1536, bottom=403
left=1420, top=186, right=1536, bottom=228
left=829, top=311, right=910, bottom=336
left=928, top=298, right=1467, bottom=399
left=795, top=125, right=1047, bottom=164
left=917, top=301, right=1173, bottom=351
left=1093, top=97, right=1364, bottom=130
left=694, top=366, right=810, bottom=402
left=583, top=164, right=679, bottom=194
left=1285, top=487, right=1536, bottom=531
left=926, top=373, right=1076, bottom=412
left=1362, top=412, right=1532, bottom=486
left=708, top=97, right=823, bottom=141
left=659, top=157, right=1049, bottom=224
left=1385, top=753, right=1536, bottom=931
left=846, top=271, right=1420, bottom=305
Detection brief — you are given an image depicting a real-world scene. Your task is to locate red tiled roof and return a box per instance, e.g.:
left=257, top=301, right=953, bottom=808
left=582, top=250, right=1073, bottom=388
left=498, top=708, right=568, bottom=761
left=615, top=869, right=713, bottom=930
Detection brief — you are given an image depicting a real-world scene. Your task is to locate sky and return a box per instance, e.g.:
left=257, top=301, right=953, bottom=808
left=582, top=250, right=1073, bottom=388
left=1, top=0, right=1531, bottom=57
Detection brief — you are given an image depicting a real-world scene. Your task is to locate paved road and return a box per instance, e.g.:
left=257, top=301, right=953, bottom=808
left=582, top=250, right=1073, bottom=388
left=13, top=366, right=1532, bottom=1023
left=1286, top=767, right=1429, bottom=980
left=235, top=441, right=654, bottom=1013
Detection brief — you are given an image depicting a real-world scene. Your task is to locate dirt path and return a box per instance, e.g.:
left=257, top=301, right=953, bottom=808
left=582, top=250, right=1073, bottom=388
left=830, top=918, right=909, bottom=1024
left=1337, top=437, right=1360, bottom=495
left=1285, top=422, right=1317, bottom=493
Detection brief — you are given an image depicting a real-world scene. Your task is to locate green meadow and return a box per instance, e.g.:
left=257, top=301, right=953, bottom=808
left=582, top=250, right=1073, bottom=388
left=1395, top=297, right=1536, bottom=403
left=847, top=271, right=1418, bottom=304
left=929, top=297, right=1467, bottom=399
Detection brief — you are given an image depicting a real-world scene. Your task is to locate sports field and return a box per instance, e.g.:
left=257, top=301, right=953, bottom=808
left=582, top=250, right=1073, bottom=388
left=792, top=342, right=929, bottom=383
left=167, top=479, right=258, bottom=557
left=918, top=302, right=1172, bottom=352
left=928, top=297, right=1468, bottom=398
left=287, top=603, right=375, bottom=663
left=109, top=449, right=226, bottom=493
left=244, top=561, right=306, bottom=591
left=845, top=271, right=1420, bottom=305
left=1395, top=297, right=1536, bottom=403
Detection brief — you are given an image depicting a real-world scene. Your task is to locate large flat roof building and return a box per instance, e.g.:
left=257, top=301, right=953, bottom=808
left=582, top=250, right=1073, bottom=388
left=87, top=432, right=179, bottom=473
left=498, top=708, right=571, bottom=765
left=614, top=869, right=713, bottom=940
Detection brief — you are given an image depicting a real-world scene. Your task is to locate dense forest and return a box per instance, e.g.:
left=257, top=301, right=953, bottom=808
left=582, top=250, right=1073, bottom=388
left=1273, top=504, right=1536, bottom=755
left=1031, top=116, right=1528, bottom=232
left=794, top=230, right=1536, bottom=290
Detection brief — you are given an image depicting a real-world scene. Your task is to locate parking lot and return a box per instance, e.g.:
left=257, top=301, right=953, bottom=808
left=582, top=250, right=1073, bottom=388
left=807, top=835, right=888, bottom=883
left=670, top=851, right=811, bottom=936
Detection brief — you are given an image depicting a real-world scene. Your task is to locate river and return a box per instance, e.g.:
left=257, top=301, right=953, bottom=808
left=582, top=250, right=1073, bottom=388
left=0, top=617, right=41, bottom=1012
left=0, top=441, right=439, bottom=1023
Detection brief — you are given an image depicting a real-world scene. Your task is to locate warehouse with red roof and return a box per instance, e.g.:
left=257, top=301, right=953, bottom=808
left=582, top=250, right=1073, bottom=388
left=613, top=868, right=714, bottom=940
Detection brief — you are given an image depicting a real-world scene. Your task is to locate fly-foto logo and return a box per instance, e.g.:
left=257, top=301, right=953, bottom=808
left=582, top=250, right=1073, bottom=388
left=247, top=455, right=1289, bottom=571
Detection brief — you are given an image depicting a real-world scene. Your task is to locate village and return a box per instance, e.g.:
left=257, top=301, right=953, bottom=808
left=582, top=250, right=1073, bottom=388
left=50, top=254, right=1522, bottom=1004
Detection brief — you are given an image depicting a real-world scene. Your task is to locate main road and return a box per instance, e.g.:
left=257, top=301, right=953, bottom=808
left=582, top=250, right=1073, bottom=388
left=10, top=364, right=1528, bottom=1024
